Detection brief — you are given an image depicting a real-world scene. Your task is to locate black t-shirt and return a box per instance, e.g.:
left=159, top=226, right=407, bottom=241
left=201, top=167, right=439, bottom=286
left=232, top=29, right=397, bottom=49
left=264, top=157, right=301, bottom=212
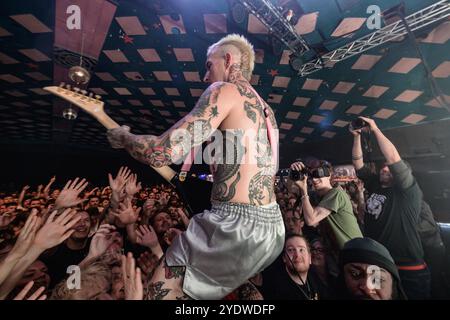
left=357, top=160, right=424, bottom=265
left=261, top=262, right=327, bottom=300
left=41, top=239, right=91, bottom=289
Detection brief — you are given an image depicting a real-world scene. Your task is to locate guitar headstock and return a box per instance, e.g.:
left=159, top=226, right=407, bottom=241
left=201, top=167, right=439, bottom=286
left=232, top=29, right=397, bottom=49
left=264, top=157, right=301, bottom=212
left=43, top=83, right=105, bottom=115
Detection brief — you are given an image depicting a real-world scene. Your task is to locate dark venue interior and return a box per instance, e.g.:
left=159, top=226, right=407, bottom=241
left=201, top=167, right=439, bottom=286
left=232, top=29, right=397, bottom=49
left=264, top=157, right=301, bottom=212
left=0, top=0, right=449, bottom=302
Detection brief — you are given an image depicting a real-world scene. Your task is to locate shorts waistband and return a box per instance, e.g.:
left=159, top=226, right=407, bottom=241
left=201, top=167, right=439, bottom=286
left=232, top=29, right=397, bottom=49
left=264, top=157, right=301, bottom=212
left=210, top=201, right=282, bottom=223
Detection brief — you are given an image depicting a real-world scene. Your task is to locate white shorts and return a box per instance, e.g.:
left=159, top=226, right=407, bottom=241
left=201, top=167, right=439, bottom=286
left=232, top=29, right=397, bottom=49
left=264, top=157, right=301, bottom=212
left=165, top=201, right=285, bottom=300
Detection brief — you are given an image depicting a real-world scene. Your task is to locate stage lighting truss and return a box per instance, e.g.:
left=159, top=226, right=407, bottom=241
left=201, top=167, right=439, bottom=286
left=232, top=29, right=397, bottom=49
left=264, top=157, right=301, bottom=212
left=236, top=0, right=310, bottom=54
left=297, top=0, right=450, bottom=76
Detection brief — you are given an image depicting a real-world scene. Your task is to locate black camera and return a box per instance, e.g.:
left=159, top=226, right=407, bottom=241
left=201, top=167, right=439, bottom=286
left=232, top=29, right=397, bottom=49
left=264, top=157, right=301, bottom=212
left=279, top=168, right=307, bottom=181
left=350, top=118, right=368, bottom=130
left=289, top=168, right=308, bottom=181
left=279, top=165, right=331, bottom=181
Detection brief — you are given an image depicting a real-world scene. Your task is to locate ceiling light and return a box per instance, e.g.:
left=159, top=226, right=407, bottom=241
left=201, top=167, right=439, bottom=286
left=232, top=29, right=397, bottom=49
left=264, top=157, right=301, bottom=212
left=68, top=65, right=90, bottom=84
left=63, top=106, right=78, bottom=120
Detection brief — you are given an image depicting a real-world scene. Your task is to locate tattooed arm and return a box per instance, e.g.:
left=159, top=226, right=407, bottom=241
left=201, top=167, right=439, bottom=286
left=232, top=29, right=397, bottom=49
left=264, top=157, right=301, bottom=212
left=106, top=82, right=236, bottom=168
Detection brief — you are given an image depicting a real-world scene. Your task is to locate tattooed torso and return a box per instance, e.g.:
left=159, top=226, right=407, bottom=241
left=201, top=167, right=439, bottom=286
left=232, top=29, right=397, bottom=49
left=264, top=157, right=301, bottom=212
left=210, top=80, right=278, bottom=205
left=114, top=76, right=278, bottom=206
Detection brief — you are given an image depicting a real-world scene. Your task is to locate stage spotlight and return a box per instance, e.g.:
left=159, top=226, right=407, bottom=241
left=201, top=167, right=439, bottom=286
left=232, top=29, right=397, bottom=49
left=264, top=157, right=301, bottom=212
left=382, top=2, right=405, bottom=25
left=289, top=53, right=303, bottom=72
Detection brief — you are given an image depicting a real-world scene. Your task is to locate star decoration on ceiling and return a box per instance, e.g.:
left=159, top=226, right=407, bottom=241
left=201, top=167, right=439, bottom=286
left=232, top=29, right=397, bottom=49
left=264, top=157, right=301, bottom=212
left=122, top=34, right=134, bottom=44
left=268, top=69, right=279, bottom=77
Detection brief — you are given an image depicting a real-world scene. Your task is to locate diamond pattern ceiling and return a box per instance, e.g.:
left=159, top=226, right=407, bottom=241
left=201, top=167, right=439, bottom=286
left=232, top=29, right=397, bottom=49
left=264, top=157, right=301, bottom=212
left=0, top=0, right=449, bottom=154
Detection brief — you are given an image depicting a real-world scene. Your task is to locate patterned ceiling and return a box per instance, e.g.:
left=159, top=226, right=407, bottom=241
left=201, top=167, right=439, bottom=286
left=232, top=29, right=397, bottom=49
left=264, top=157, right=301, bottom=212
left=0, top=0, right=449, bottom=154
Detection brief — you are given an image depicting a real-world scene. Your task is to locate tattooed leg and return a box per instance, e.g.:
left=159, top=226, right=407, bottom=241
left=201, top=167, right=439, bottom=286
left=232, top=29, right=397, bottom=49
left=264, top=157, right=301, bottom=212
left=234, top=281, right=263, bottom=300
left=145, top=256, right=192, bottom=300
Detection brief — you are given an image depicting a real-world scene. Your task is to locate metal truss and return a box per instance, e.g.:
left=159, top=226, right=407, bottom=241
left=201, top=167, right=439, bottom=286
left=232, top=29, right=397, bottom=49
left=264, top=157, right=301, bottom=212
left=298, top=0, right=450, bottom=76
left=236, top=0, right=310, bottom=54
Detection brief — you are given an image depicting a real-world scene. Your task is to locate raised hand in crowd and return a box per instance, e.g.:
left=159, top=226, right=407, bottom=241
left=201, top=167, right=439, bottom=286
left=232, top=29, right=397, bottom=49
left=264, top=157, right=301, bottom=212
left=141, top=199, right=157, bottom=225
left=54, top=178, right=89, bottom=210
left=354, top=179, right=366, bottom=223
left=173, top=207, right=190, bottom=228
left=0, top=213, right=17, bottom=230
left=33, top=208, right=81, bottom=251
left=8, top=209, right=40, bottom=259
left=0, top=208, right=81, bottom=299
left=159, top=193, right=170, bottom=207
left=111, top=198, right=141, bottom=226
left=13, top=281, right=46, bottom=300
left=101, top=186, right=111, bottom=196
left=85, top=187, right=99, bottom=198
left=109, top=166, right=132, bottom=193
left=108, top=166, right=132, bottom=209
left=84, top=224, right=117, bottom=262
left=136, top=225, right=163, bottom=258
left=125, top=174, right=142, bottom=198
left=0, top=210, right=40, bottom=286
left=137, top=251, right=160, bottom=278
left=36, top=184, right=44, bottom=198
left=17, top=185, right=31, bottom=208
left=163, top=227, right=182, bottom=247
left=122, top=253, right=143, bottom=300
left=43, top=176, right=56, bottom=199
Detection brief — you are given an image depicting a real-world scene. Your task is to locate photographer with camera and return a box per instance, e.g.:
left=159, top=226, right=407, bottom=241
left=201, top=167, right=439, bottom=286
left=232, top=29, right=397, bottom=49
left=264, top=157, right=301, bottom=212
left=289, top=160, right=363, bottom=256
left=350, top=116, right=430, bottom=300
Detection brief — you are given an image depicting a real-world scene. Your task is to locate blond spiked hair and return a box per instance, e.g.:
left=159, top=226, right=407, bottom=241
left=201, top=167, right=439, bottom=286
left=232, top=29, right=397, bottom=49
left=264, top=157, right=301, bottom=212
left=207, top=34, right=255, bottom=81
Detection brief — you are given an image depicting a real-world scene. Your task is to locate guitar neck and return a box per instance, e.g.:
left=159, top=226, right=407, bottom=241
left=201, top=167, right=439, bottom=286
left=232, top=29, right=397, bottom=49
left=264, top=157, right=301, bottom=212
left=96, top=114, right=120, bottom=130
left=43, top=85, right=120, bottom=130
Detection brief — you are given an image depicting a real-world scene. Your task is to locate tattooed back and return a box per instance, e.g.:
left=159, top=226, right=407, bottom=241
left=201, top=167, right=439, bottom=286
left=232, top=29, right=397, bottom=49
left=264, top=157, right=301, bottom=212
left=209, top=81, right=278, bottom=206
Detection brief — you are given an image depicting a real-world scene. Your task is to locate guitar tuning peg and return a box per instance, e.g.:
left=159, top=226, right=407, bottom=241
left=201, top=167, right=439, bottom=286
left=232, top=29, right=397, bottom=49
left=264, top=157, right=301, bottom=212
left=66, top=84, right=71, bottom=90
left=88, top=92, right=94, bottom=98
left=80, top=90, right=87, bottom=95
left=73, top=87, right=80, bottom=93
left=95, top=94, right=101, bottom=100
left=59, top=82, right=65, bottom=87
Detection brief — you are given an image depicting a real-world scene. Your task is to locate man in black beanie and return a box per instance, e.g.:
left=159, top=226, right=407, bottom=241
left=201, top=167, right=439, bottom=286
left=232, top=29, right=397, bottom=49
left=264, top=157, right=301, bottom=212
left=339, top=237, right=407, bottom=300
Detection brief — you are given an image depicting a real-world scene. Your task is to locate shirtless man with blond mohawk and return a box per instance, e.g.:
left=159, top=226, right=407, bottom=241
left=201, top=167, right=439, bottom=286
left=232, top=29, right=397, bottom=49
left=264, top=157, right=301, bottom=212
left=65, top=34, right=285, bottom=299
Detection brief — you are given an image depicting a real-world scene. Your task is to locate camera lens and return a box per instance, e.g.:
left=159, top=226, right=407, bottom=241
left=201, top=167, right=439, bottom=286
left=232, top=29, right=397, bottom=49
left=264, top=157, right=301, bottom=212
left=351, top=118, right=366, bottom=130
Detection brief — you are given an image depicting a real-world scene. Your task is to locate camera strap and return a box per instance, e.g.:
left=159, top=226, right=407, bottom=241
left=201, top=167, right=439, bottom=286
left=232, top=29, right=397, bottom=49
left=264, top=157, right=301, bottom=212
left=286, top=254, right=313, bottom=300
left=362, top=129, right=373, bottom=164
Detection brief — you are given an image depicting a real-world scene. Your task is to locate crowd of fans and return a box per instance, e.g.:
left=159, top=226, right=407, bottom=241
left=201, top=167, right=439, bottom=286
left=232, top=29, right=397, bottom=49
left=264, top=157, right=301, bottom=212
left=0, top=167, right=192, bottom=300
left=0, top=161, right=447, bottom=300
